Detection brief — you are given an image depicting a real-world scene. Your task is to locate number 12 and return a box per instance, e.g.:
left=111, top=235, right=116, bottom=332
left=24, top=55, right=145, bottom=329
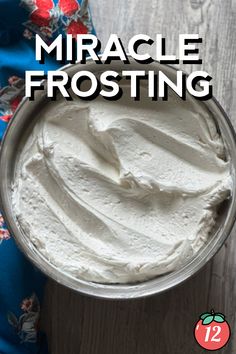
left=205, top=325, right=221, bottom=342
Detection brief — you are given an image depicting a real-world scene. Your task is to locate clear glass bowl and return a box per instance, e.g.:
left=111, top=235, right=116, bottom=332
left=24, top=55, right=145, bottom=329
left=1, top=60, right=236, bottom=299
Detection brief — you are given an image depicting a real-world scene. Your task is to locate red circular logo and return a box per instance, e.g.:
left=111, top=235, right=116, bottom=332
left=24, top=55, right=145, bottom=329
left=194, top=310, right=231, bottom=351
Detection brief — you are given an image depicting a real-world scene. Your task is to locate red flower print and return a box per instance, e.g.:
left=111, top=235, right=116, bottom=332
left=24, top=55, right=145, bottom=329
left=10, top=97, right=22, bottom=112
left=21, top=298, right=34, bottom=312
left=22, top=0, right=93, bottom=40
left=67, top=19, right=88, bottom=37
left=0, top=229, right=10, bottom=240
left=8, top=76, right=20, bottom=86
left=0, top=114, right=12, bottom=123
left=58, top=0, right=80, bottom=16
left=30, top=8, right=51, bottom=27
left=35, top=0, right=54, bottom=11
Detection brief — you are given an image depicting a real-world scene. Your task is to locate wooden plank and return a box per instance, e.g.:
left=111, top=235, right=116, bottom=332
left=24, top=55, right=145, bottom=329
left=41, top=1, right=236, bottom=353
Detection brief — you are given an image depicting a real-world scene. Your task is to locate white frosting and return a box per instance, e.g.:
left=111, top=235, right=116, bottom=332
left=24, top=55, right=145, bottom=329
left=12, top=86, right=232, bottom=284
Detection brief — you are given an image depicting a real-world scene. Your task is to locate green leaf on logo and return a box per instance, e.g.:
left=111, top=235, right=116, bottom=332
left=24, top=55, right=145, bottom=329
left=215, top=313, right=225, bottom=319
left=214, top=315, right=225, bottom=323
left=202, top=315, right=214, bottom=325
left=200, top=312, right=211, bottom=320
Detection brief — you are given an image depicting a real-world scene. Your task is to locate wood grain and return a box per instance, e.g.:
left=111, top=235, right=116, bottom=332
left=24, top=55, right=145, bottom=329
left=41, top=1, right=236, bottom=353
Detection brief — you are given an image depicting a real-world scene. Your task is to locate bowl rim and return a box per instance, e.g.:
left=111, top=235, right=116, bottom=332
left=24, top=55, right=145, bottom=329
left=1, top=58, right=236, bottom=299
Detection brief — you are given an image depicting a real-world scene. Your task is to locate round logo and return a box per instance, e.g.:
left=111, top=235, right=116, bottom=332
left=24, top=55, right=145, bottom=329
left=194, top=310, right=231, bottom=351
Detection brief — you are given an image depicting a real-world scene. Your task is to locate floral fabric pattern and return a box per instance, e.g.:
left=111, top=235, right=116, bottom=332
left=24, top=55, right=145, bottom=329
left=0, top=76, right=25, bottom=119
left=0, top=0, right=96, bottom=353
left=0, top=215, right=10, bottom=243
left=21, top=0, right=92, bottom=41
left=8, top=294, right=40, bottom=343
left=0, top=75, right=25, bottom=245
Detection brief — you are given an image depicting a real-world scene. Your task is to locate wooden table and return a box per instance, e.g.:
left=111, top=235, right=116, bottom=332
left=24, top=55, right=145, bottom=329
left=42, top=1, right=236, bottom=353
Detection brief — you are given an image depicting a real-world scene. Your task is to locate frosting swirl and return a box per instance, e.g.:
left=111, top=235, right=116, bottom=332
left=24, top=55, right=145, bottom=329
left=13, top=87, right=232, bottom=283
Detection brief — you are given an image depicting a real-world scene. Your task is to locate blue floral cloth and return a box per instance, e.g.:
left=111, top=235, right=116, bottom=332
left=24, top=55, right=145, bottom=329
left=0, top=1, right=96, bottom=353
